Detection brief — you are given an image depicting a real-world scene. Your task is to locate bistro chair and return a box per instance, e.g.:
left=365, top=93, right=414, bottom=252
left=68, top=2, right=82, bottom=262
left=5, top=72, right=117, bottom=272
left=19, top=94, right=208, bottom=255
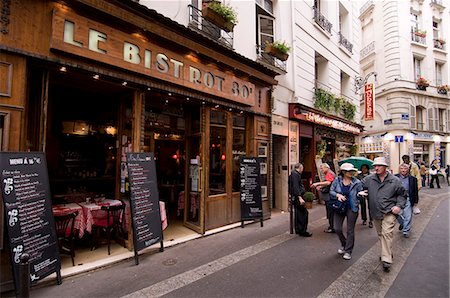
left=54, top=211, right=78, bottom=266
left=91, top=201, right=126, bottom=255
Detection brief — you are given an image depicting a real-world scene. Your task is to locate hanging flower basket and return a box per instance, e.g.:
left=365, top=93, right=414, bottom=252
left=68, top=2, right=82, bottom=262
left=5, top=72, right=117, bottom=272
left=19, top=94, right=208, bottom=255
left=265, top=42, right=290, bottom=61
left=416, top=77, right=429, bottom=90
left=202, top=2, right=237, bottom=33
left=437, top=85, right=449, bottom=95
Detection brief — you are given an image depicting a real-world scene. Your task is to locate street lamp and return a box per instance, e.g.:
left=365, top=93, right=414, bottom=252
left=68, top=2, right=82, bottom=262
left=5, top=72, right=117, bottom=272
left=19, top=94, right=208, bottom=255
left=354, top=72, right=377, bottom=94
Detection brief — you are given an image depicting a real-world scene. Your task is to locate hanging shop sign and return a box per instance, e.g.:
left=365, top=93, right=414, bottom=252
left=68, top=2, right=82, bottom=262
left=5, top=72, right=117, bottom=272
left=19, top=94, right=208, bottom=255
left=50, top=9, right=255, bottom=106
left=292, top=111, right=361, bottom=134
left=364, top=83, right=375, bottom=121
left=0, top=152, right=62, bottom=287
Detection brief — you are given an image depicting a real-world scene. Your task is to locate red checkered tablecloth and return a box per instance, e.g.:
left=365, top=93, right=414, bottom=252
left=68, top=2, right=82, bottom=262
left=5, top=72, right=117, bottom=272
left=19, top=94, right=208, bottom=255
left=52, top=203, right=85, bottom=238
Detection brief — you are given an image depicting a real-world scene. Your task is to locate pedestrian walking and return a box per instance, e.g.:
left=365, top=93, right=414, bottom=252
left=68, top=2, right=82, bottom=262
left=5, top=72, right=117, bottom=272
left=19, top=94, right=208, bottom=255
left=311, top=163, right=336, bottom=233
left=358, top=157, right=407, bottom=272
left=445, top=165, right=450, bottom=186
left=402, top=155, right=422, bottom=190
left=419, top=162, right=427, bottom=188
left=329, top=163, right=362, bottom=260
left=356, top=164, right=373, bottom=228
left=289, top=163, right=312, bottom=237
left=429, top=165, right=441, bottom=188
left=395, top=163, right=419, bottom=238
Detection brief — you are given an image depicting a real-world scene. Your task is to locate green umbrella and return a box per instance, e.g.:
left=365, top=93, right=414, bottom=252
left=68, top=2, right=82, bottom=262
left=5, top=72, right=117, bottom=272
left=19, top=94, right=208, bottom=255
left=338, top=156, right=374, bottom=170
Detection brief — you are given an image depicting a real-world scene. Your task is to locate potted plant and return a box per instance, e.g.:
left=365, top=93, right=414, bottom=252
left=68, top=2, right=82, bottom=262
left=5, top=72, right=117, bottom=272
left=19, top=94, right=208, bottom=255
left=437, top=84, right=449, bottom=95
left=202, top=1, right=238, bottom=32
left=416, top=77, right=430, bottom=90
left=303, top=192, right=315, bottom=209
left=265, top=41, right=290, bottom=61
left=413, top=29, right=427, bottom=38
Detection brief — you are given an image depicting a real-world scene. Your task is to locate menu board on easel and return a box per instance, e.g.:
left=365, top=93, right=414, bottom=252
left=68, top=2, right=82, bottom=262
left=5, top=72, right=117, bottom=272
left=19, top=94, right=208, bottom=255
left=0, top=152, right=61, bottom=287
left=239, top=157, right=263, bottom=227
left=126, top=152, right=163, bottom=265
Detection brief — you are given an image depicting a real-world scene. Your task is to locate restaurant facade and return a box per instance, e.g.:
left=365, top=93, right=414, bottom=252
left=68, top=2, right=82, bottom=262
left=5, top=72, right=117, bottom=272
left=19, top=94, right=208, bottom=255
left=0, top=0, right=277, bottom=289
left=288, top=104, right=363, bottom=186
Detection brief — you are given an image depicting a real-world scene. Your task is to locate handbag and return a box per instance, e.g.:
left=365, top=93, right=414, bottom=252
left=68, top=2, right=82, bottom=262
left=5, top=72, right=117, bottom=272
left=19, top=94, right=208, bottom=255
left=330, top=200, right=348, bottom=214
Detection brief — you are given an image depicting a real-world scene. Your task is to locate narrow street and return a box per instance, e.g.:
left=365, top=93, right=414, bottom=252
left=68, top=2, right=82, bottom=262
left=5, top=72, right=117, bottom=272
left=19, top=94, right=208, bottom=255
left=18, top=185, right=449, bottom=298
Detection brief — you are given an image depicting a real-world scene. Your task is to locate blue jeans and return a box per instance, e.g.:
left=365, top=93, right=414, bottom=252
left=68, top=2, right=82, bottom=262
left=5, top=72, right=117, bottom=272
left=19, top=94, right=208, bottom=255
left=397, top=199, right=412, bottom=235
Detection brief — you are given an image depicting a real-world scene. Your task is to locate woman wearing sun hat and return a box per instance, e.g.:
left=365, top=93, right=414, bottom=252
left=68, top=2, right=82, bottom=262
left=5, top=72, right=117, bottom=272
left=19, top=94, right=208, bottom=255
left=329, top=162, right=363, bottom=260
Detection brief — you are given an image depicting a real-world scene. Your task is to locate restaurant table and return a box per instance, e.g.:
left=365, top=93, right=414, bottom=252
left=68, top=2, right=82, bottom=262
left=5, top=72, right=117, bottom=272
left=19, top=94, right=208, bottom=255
left=78, top=199, right=125, bottom=234
left=52, top=203, right=86, bottom=238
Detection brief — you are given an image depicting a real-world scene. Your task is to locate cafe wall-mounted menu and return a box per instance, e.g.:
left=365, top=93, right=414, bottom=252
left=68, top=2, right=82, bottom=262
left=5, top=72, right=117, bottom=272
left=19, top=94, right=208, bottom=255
left=126, top=153, right=162, bottom=252
left=239, top=157, right=263, bottom=221
left=0, top=152, right=60, bottom=285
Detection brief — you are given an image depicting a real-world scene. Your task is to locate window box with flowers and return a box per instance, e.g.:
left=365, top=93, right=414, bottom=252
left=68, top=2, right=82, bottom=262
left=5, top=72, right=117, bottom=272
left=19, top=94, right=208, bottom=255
left=437, top=85, right=449, bottom=95
left=416, top=77, right=429, bottom=90
left=265, top=41, right=291, bottom=61
left=202, top=1, right=238, bottom=33
left=413, top=29, right=427, bottom=38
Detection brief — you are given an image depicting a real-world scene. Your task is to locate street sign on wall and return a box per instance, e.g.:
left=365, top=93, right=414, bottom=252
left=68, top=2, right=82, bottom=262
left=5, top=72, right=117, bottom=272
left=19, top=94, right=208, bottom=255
left=395, top=135, right=404, bottom=143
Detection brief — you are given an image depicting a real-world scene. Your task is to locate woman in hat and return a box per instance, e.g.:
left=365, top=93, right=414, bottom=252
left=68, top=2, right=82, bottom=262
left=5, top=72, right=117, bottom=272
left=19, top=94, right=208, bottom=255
left=329, top=162, right=363, bottom=260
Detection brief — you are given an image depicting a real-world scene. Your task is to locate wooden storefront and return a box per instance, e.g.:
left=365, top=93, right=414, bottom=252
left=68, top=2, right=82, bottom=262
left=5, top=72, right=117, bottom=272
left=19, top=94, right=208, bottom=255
left=0, top=0, right=277, bottom=291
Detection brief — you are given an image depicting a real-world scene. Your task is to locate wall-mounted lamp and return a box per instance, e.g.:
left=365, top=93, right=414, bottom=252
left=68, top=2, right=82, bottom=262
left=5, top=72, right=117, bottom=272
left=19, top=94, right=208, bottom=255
left=354, top=72, right=377, bottom=94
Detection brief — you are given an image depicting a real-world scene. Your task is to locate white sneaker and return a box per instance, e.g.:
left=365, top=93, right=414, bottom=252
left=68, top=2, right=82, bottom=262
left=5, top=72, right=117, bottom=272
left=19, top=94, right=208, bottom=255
left=413, top=206, right=421, bottom=214
left=343, top=253, right=352, bottom=260
left=338, top=247, right=345, bottom=254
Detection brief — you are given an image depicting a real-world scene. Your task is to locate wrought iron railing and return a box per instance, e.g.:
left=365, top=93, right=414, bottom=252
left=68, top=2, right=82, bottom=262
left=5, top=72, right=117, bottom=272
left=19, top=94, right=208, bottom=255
left=411, top=31, right=426, bottom=45
left=360, top=41, right=375, bottom=60
left=188, top=4, right=233, bottom=48
left=434, top=39, right=446, bottom=50
left=338, top=32, right=353, bottom=54
left=313, top=6, right=332, bottom=35
left=256, top=44, right=287, bottom=72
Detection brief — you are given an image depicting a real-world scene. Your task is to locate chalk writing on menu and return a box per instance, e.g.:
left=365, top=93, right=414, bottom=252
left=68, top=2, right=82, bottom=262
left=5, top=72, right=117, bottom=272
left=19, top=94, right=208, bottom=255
left=239, top=157, right=263, bottom=220
left=0, top=152, right=60, bottom=285
left=126, top=153, right=162, bottom=252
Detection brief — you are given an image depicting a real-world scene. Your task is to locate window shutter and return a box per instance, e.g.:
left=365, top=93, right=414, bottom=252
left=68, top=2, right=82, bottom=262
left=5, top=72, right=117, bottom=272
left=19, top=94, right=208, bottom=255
left=428, top=108, right=434, bottom=131
left=434, top=108, right=439, bottom=132
left=447, top=110, right=450, bottom=132
left=410, top=105, right=416, bottom=129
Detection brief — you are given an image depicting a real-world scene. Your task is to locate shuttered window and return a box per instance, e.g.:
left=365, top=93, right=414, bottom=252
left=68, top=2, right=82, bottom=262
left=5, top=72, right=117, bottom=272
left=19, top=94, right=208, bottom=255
left=428, top=108, right=434, bottom=131
left=410, top=105, right=416, bottom=129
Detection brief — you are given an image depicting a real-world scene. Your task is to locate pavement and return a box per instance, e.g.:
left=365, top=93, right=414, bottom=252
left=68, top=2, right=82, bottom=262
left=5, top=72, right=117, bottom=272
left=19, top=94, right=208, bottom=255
left=4, top=183, right=449, bottom=297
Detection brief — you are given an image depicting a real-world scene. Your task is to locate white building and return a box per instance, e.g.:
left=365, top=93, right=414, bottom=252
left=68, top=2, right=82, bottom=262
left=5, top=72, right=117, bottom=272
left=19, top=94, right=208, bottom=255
left=359, top=0, right=450, bottom=172
left=139, top=0, right=362, bottom=211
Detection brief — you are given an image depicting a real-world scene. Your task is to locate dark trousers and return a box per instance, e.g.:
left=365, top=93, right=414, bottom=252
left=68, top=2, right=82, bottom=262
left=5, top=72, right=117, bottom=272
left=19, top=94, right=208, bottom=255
left=325, top=204, right=334, bottom=229
left=294, top=204, right=309, bottom=234
left=359, top=197, right=372, bottom=222
left=421, top=175, right=427, bottom=187
left=430, top=175, right=440, bottom=188
left=334, top=209, right=358, bottom=254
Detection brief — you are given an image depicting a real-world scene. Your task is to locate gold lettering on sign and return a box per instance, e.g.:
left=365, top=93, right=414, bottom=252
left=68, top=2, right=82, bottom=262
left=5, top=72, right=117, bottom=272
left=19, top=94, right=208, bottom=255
left=51, top=9, right=255, bottom=106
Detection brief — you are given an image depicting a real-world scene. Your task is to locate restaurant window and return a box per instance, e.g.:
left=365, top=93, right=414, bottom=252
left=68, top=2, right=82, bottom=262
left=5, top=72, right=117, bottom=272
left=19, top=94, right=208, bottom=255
left=209, top=110, right=227, bottom=195
left=232, top=114, right=246, bottom=192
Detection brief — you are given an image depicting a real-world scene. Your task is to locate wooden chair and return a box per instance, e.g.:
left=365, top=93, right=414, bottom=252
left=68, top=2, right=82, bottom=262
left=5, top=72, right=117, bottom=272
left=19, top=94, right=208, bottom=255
left=54, top=211, right=78, bottom=266
left=91, top=201, right=126, bottom=255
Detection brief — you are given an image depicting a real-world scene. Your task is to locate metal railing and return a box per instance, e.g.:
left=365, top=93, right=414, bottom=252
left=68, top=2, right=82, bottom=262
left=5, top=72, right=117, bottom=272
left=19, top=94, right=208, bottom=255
left=434, top=39, right=446, bottom=50
left=360, top=41, right=375, bottom=60
left=411, top=31, right=426, bottom=45
left=313, top=6, right=332, bottom=35
left=188, top=4, right=233, bottom=48
left=338, top=32, right=353, bottom=54
left=256, top=44, right=287, bottom=72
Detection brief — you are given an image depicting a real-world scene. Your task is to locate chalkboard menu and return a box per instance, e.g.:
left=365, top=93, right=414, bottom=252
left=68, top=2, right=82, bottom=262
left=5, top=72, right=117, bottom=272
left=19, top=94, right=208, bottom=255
left=126, top=153, right=162, bottom=254
left=0, top=152, right=60, bottom=286
left=239, top=157, right=263, bottom=221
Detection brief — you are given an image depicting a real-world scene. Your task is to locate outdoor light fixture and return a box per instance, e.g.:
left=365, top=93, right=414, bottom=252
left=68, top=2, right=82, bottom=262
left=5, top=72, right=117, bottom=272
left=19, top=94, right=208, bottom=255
left=354, top=72, right=377, bottom=94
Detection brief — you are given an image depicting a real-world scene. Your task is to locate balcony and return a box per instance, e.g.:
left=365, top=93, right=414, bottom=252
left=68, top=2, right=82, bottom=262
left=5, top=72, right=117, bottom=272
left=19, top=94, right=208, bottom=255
left=313, top=6, right=332, bottom=35
left=188, top=4, right=233, bottom=48
left=411, top=30, right=426, bottom=45
left=338, top=32, right=353, bottom=54
left=256, top=44, right=287, bottom=73
left=434, top=39, right=446, bottom=51
left=360, top=41, right=375, bottom=60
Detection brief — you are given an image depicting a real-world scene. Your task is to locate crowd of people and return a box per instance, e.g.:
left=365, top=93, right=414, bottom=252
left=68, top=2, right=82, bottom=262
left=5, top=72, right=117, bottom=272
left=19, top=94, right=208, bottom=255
left=289, top=155, right=448, bottom=273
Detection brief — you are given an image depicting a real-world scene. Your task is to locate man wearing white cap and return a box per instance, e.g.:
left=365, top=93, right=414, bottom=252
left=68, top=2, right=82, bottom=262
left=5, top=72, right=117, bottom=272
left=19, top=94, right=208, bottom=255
left=359, top=157, right=407, bottom=272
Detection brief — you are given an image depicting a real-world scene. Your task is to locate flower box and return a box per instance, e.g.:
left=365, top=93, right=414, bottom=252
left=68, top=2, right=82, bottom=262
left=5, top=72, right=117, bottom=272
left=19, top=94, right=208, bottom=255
left=202, top=3, right=236, bottom=33
left=264, top=42, right=290, bottom=61
left=437, top=85, right=449, bottom=95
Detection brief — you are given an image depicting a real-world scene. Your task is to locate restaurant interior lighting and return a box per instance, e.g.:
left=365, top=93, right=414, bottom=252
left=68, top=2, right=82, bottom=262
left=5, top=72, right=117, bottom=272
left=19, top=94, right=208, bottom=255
left=228, top=108, right=232, bottom=111
left=59, top=66, right=67, bottom=72
left=122, top=81, right=128, bottom=86
left=215, top=105, right=219, bottom=108
left=186, top=97, right=190, bottom=101
left=240, top=110, right=244, bottom=114
left=93, top=74, right=100, bottom=80
left=147, top=87, right=151, bottom=91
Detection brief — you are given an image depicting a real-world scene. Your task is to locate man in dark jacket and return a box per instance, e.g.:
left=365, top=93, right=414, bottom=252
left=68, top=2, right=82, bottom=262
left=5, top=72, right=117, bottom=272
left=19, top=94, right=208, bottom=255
left=289, top=163, right=312, bottom=237
left=359, top=157, right=406, bottom=272
left=395, top=163, right=419, bottom=238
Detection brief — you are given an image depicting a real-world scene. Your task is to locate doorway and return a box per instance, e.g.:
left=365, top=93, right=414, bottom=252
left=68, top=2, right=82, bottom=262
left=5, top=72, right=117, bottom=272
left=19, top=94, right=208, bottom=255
left=272, top=135, right=288, bottom=211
